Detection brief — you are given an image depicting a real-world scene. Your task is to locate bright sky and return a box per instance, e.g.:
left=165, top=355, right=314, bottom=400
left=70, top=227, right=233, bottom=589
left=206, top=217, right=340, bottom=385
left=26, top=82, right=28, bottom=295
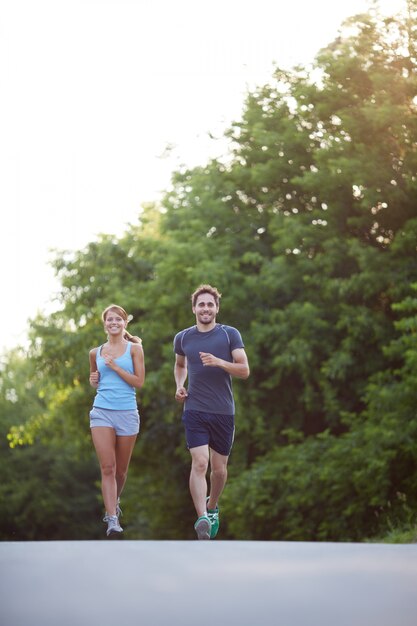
left=0, top=0, right=406, bottom=352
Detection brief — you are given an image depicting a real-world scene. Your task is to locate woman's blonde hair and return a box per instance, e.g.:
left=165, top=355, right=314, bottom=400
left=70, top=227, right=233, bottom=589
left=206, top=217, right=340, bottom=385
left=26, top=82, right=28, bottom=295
left=101, top=304, right=128, bottom=323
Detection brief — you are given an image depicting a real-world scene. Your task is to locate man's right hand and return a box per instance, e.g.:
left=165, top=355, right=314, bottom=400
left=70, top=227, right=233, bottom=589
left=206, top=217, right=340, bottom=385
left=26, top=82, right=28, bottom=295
left=175, top=387, right=188, bottom=403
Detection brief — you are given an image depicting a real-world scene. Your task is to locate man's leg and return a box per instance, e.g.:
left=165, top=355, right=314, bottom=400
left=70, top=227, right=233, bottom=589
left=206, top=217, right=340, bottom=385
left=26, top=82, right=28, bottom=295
left=208, top=449, right=229, bottom=510
left=189, top=445, right=210, bottom=517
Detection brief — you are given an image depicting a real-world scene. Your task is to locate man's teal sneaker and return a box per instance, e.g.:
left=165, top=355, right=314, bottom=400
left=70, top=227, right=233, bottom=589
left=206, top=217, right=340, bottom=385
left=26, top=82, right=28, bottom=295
left=207, top=498, right=220, bottom=539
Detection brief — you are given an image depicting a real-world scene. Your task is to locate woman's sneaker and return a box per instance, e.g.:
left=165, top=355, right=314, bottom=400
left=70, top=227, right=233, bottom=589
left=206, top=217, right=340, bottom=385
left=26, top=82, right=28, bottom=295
left=206, top=497, right=220, bottom=539
left=106, top=515, right=123, bottom=537
left=194, top=515, right=211, bottom=540
left=103, top=498, right=122, bottom=523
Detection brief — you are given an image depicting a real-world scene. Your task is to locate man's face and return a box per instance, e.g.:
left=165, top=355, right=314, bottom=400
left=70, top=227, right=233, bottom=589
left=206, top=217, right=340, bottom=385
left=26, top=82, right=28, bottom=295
left=193, top=293, right=218, bottom=325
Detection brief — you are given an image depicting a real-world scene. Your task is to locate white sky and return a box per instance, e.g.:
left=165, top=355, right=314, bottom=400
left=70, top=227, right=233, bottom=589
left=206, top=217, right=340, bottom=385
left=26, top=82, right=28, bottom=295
left=0, top=0, right=406, bottom=352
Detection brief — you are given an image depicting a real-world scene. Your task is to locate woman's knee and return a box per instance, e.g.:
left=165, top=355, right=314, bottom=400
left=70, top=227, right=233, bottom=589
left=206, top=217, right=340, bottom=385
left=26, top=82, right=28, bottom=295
left=100, top=461, right=116, bottom=477
left=116, top=468, right=128, bottom=484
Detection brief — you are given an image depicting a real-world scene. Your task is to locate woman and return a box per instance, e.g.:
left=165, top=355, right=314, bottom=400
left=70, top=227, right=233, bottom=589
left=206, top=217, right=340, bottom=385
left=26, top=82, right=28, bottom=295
left=89, top=304, right=145, bottom=537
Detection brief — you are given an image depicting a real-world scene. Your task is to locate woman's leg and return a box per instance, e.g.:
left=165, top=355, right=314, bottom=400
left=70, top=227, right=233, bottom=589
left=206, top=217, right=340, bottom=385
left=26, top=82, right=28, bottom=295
left=115, top=434, right=138, bottom=499
left=91, top=427, right=118, bottom=516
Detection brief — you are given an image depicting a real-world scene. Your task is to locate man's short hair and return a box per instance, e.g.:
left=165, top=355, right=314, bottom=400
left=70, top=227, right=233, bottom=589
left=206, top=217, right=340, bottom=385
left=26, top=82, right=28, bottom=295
left=191, top=284, right=222, bottom=307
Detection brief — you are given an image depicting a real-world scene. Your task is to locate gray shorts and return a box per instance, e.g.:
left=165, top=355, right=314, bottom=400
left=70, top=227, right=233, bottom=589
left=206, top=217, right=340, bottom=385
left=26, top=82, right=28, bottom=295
left=89, top=407, right=140, bottom=436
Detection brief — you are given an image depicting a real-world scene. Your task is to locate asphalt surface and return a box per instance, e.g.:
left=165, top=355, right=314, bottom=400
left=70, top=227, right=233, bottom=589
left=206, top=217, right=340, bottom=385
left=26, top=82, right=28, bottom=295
left=1, top=540, right=416, bottom=626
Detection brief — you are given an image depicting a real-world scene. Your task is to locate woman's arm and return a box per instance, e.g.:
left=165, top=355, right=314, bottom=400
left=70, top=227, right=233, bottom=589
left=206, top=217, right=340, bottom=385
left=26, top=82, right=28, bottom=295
left=104, top=343, right=145, bottom=389
left=89, top=348, right=99, bottom=388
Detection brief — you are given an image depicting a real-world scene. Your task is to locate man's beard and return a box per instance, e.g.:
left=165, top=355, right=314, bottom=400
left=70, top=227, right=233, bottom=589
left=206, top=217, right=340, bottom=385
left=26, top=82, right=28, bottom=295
left=199, top=314, right=213, bottom=325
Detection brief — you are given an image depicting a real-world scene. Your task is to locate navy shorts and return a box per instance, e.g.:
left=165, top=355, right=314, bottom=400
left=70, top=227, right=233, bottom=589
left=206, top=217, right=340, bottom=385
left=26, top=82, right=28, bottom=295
left=182, top=410, right=235, bottom=457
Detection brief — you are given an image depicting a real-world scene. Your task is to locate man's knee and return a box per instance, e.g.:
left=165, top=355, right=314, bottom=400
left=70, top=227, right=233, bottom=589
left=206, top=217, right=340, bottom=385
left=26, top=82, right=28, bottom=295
left=191, top=453, right=209, bottom=474
left=211, top=465, right=227, bottom=481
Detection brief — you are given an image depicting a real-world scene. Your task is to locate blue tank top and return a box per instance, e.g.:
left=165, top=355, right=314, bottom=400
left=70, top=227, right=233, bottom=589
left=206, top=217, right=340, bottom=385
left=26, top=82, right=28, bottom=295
left=93, top=342, right=137, bottom=410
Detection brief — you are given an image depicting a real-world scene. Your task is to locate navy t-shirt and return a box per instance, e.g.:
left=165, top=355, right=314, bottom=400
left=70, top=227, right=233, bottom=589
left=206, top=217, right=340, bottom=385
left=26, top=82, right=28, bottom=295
left=173, top=323, right=245, bottom=415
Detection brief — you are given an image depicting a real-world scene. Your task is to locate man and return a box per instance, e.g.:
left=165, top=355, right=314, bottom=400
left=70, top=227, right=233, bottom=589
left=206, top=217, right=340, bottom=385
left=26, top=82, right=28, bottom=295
left=174, top=284, right=250, bottom=540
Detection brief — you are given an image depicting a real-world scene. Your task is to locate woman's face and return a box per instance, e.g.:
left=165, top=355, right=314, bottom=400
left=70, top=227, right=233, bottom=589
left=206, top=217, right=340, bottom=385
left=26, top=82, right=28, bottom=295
left=104, top=310, right=126, bottom=336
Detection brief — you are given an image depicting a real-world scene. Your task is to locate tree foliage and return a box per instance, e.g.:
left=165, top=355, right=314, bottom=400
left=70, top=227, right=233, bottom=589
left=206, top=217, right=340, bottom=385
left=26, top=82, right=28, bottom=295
left=1, top=4, right=416, bottom=540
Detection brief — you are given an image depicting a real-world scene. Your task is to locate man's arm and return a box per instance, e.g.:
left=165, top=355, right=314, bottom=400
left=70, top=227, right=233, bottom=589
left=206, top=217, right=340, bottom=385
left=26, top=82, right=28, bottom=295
left=199, top=347, right=250, bottom=379
left=174, top=353, right=189, bottom=402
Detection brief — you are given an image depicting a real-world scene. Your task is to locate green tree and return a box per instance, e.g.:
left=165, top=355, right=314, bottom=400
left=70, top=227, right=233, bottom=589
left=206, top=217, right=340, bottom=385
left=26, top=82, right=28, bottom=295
left=2, top=4, right=416, bottom=541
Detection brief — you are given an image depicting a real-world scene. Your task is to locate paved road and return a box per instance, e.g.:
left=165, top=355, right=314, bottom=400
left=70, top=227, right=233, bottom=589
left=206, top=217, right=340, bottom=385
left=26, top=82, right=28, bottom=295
left=1, top=540, right=416, bottom=626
